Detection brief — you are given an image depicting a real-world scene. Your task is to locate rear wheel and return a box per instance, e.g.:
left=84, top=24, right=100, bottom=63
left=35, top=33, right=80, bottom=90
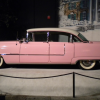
left=0, top=57, right=5, bottom=68
left=79, top=60, right=96, bottom=70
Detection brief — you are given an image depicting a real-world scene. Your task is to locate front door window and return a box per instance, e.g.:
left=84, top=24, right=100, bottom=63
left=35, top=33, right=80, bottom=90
left=49, top=31, right=70, bottom=42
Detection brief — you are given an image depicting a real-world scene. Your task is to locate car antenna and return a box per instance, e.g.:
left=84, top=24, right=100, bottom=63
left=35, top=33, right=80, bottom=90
left=16, top=31, right=18, bottom=45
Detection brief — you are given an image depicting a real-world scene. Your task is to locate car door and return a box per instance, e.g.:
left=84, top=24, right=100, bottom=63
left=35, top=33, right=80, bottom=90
left=20, top=31, right=49, bottom=63
left=49, top=31, right=74, bottom=64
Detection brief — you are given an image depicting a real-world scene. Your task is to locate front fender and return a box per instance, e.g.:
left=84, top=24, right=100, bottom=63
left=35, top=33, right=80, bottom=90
left=71, top=57, right=100, bottom=64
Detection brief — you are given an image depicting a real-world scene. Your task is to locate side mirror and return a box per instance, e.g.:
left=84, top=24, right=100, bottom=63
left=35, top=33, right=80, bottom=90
left=83, top=41, right=89, bottom=43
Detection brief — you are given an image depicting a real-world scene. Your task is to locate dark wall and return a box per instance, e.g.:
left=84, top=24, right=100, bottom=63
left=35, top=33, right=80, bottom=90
left=34, top=0, right=59, bottom=28
left=17, top=0, right=34, bottom=29
left=18, top=0, right=59, bottom=29
left=15, top=0, right=59, bottom=39
left=0, top=0, right=59, bottom=40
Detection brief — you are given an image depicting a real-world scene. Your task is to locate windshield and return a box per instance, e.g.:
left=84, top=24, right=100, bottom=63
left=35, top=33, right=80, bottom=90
left=78, top=33, right=88, bottom=42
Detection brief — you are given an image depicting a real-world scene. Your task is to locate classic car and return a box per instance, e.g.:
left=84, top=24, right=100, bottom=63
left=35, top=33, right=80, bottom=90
left=0, top=28, right=100, bottom=70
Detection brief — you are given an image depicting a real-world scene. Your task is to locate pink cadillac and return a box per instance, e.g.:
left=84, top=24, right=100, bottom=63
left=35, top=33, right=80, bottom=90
left=0, top=28, right=100, bottom=70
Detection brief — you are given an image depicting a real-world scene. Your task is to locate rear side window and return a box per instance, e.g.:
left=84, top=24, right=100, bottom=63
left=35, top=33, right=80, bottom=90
left=34, top=32, right=47, bottom=42
left=27, top=31, right=47, bottom=42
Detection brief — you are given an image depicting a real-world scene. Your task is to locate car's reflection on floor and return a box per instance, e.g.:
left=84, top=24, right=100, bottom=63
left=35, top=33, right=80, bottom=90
left=4, top=63, right=99, bottom=70
left=6, top=64, right=79, bottom=69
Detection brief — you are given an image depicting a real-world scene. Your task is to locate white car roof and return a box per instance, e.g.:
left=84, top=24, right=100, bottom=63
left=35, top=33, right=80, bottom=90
left=27, top=28, right=79, bottom=36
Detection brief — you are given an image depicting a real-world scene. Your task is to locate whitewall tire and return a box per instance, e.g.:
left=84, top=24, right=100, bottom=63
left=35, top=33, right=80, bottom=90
left=79, top=60, right=96, bottom=70
left=0, top=57, right=5, bottom=68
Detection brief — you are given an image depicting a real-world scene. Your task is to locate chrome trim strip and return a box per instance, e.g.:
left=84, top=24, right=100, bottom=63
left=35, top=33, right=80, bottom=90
left=1, top=54, right=65, bottom=56
left=1, top=54, right=6, bottom=55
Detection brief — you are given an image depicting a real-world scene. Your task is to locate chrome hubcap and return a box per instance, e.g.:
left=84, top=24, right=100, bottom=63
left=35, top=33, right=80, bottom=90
left=82, top=61, right=93, bottom=67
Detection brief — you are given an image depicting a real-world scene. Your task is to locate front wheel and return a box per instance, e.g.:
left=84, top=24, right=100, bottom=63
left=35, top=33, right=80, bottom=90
left=0, top=57, right=5, bottom=68
left=79, top=60, right=96, bottom=70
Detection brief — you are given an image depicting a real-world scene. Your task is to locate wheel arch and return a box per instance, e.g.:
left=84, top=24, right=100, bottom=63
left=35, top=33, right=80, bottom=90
left=0, top=55, right=6, bottom=64
left=71, top=57, right=100, bottom=65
